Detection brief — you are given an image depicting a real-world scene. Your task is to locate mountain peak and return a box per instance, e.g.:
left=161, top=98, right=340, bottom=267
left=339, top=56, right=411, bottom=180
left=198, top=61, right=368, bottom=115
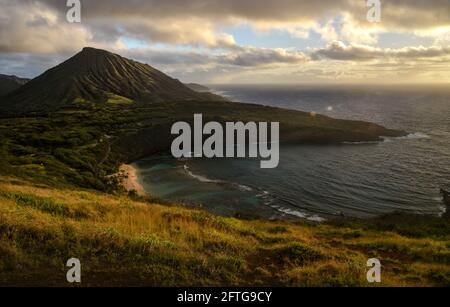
left=80, top=46, right=115, bottom=57
left=82, top=46, right=103, bottom=52
left=1, top=48, right=223, bottom=115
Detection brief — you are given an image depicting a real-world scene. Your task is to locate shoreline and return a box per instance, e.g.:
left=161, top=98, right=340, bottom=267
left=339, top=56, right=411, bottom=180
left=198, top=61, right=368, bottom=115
left=119, top=163, right=147, bottom=196
left=124, top=155, right=448, bottom=221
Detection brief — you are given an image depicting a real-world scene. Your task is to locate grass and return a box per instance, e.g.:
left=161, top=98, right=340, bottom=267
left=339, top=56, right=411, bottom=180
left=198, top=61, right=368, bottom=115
left=0, top=176, right=448, bottom=287
left=0, top=103, right=444, bottom=287
left=0, top=50, right=440, bottom=287
left=106, top=93, right=134, bottom=105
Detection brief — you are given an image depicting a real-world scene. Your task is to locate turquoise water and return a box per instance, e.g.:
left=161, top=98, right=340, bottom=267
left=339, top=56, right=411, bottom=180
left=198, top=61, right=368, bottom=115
left=135, top=84, right=450, bottom=221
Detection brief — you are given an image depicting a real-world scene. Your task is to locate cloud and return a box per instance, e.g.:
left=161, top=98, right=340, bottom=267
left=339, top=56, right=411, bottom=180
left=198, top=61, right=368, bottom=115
left=1, top=0, right=449, bottom=54
left=219, top=47, right=308, bottom=66
left=0, top=0, right=449, bottom=83
left=0, top=0, right=94, bottom=53
left=311, top=41, right=450, bottom=61
left=102, top=18, right=238, bottom=49
left=121, top=46, right=307, bottom=68
left=42, top=0, right=449, bottom=30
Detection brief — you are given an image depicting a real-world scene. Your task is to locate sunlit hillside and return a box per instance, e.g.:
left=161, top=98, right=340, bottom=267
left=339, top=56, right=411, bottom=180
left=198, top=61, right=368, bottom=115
left=0, top=176, right=448, bottom=286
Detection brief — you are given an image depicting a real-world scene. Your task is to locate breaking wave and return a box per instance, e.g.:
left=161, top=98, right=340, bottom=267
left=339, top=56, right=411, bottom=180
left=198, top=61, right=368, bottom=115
left=183, top=164, right=324, bottom=221
left=382, top=132, right=431, bottom=142
left=343, top=132, right=431, bottom=145
left=183, top=164, right=253, bottom=192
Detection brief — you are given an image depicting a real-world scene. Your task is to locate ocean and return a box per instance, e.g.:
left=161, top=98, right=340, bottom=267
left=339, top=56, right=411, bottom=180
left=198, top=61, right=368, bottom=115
left=135, top=84, right=450, bottom=221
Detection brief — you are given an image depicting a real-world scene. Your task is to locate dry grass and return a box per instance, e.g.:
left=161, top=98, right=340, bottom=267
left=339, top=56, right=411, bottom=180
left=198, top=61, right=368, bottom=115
left=0, top=176, right=448, bottom=287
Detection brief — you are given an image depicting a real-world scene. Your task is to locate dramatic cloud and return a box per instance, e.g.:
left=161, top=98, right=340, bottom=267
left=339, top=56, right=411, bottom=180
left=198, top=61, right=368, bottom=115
left=219, top=47, right=308, bottom=66
left=311, top=41, right=450, bottom=61
left=2, top=0, right=449, bottom=53
left=0, top=0, right=94, bottom=53
left=122, top=47, right=307, bottom=68
left=0, top=0, right=449, bottom=83
left=41, top=0, right=450, bottom=29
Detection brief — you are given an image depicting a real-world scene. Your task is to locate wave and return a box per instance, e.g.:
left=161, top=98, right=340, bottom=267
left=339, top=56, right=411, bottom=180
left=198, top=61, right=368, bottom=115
left=271, top=205, right=326, bottom=222
left=342, top=132, right=431, bottom=145
left=183, top=164, right=326, bottom=222
left=257, top=190, right=326, bottom=222
left=183, top=164, right=254, bottom=192
left=404, top=132, right=431, bottom=139
left=183, top=165, right=224, bottom=184
left=342, top=141, right=380, bottom=145
left=257, top=190, right=270, bottom=197
left=235, top=184, right=253, bottom=192
left=382, top=132, right=431, bottom=142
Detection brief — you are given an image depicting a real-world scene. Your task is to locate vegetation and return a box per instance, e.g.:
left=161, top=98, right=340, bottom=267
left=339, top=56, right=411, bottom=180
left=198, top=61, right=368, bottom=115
left=0, top=177, right=448, bottom=286
left=0, top=111, right=119, bottom=191
left=0, top=47, right=406, bottom=191
left=0, top=47, right=224, bottom=116
left=0, top=96, right=406, bottom=193
left=1, top=47, right=445, bottom=287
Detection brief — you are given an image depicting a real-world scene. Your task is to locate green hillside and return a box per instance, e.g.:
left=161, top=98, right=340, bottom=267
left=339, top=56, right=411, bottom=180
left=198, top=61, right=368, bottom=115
left=2, top=47, right=444, bottom=287
left=0, top=100, right=406, bottom=192
left=0, top=177, right=448, bottom=286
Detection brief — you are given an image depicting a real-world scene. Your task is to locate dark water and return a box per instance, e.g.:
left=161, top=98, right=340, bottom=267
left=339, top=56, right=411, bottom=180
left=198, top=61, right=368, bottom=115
left=135, top=84, right=450, bottom=221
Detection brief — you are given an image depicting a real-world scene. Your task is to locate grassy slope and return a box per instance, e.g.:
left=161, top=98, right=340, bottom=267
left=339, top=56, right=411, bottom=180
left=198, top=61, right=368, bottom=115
left=0, top=176, right=448, bottom=287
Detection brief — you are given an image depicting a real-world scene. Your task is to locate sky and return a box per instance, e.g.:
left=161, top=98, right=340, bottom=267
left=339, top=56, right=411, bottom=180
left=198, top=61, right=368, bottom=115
left=0, top=0, right=449, bottom=84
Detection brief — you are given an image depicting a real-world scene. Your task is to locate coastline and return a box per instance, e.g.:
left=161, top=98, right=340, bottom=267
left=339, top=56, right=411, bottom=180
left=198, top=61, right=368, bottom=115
left=119, top=163, right=147, bottom=196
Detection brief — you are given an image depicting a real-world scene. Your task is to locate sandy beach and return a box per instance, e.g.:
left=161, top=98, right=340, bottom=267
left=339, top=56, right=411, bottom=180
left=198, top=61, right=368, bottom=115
left=119, top=164, right=147, bottom=196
